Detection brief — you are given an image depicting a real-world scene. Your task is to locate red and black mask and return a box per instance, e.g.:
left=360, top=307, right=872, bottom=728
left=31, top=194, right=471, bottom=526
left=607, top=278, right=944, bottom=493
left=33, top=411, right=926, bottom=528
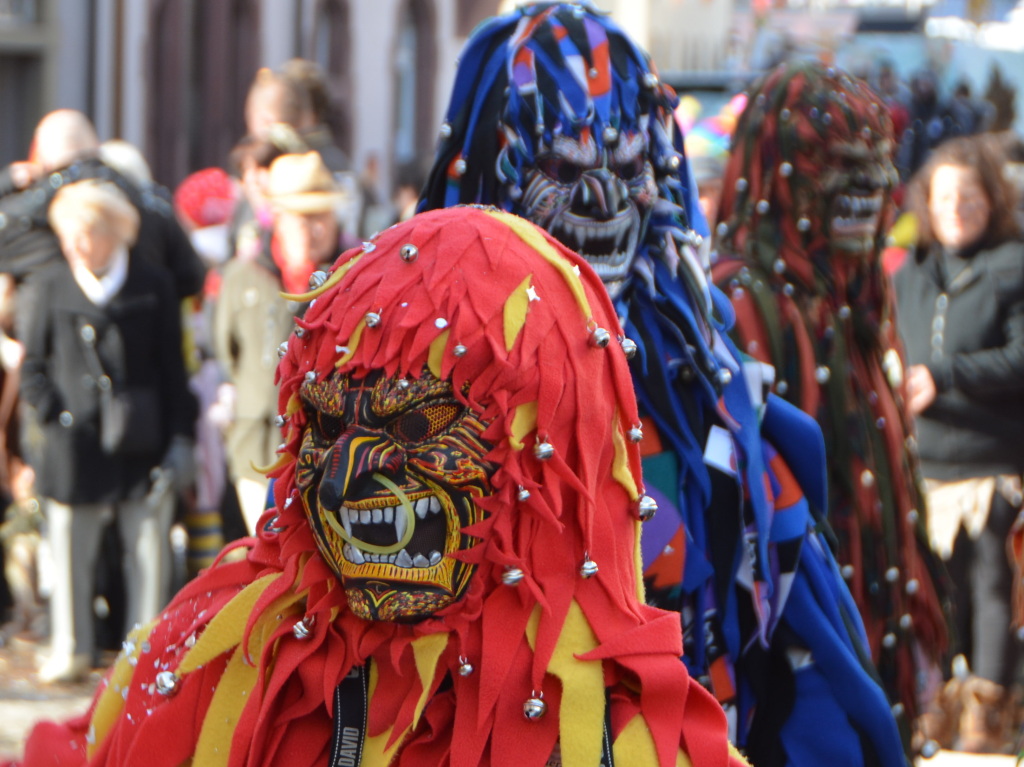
left=295, top=369, right=494, bottom=622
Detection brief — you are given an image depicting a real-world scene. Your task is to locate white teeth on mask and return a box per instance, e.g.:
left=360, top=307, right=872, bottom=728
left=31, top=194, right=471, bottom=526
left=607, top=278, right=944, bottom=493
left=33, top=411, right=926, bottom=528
left=343, top=543, right=365, bottom=565
left=395, top=504, right=408, bottom=541
left=339, top=494, right=448, bottom=568
left=345, top=544, right=443, bottom=570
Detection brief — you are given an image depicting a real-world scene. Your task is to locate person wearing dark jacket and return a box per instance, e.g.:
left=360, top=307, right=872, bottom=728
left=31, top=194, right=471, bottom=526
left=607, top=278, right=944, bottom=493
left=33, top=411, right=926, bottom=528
left=894, top=134, right=1024, bottom=753
left=18, top=179, right=197, bottom=683
left=0, top=109, right=205, bottom=299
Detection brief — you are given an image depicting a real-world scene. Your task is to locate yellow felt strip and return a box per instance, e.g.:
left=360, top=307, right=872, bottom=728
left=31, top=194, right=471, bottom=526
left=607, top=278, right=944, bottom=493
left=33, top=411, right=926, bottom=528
left=428, top=329, right=449, bottom=379
left=335, top=320, right=367, bottom=368
left=503, top=274, right=533, bottom=352
left=192, top=645, right=260, bottom=767
left=487, top=210, right=591, bottom=321
left=509, top=401, right=538, bottom=451
left=525, top=603, right=541, bottom=649
left=252, top=452, right=291, bottom=476
left=87, top=620, right=158, bottom=758
left=547, top=600, right=603, bottom=767
left=610, top=412, right=639, bottom=501
left=362, top=660, right=405, bottom=767
left=612, top=713, right=692, bottom=767
left=634, top=519, right=646, bottom=603
left=280, top=251, right=365, bottom=302
left=729, top=742, right=750, bottom=765
left=410, top=633, right=450, bottom=729
left=176, top=574, right=276, bottom=675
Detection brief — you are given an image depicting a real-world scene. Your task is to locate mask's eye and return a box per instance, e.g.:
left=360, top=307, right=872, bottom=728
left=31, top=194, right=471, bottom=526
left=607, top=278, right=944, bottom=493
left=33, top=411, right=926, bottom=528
left=616, top=156, right=646, bottom=181
left=538, top=155, right=583, bottom=185
left=312, top=411, right=345, bottom=443
left=389, top=402, right=464, bottom=445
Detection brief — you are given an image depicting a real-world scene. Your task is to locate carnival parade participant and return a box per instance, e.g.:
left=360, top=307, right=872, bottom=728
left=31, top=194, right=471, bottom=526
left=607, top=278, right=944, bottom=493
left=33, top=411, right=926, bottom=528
left=7, top=206, right=747, bottom=767
left=710, top=61, right=949, bottom=755
left=419, top=4, right=903, bottom=765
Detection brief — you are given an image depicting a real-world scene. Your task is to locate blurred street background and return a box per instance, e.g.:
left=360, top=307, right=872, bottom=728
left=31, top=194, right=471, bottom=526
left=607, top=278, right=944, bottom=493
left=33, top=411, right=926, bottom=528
left=2, top=0, right=1024, bottom=763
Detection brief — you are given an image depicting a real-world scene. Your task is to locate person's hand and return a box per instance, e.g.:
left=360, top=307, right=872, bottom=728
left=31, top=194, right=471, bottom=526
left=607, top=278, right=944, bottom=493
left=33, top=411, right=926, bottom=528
left=154, top=435, right=196, bottom=498
left=8, top=161, right=42, bottom=190
left=906, top=364, right=937, bottom=416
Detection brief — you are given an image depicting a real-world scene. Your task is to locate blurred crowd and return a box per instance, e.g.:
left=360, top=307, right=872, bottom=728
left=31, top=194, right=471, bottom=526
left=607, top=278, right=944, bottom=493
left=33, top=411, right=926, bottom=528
left=0, top=44, right=1021, bottom=760
left=0, top=61, right=419, bottom=683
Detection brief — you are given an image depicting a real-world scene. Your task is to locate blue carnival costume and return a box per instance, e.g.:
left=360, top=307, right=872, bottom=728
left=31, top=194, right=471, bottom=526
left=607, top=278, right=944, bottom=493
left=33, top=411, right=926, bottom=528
left=420, top=4, right=905, bottom=765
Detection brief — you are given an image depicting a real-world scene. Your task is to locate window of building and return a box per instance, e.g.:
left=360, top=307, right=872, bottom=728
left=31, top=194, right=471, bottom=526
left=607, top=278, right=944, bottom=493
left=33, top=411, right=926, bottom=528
left=0, top=0, right=37, bottom=25
left=392, top=0, right=435, bottom=176
left=311, top=0, right=352, bottom=157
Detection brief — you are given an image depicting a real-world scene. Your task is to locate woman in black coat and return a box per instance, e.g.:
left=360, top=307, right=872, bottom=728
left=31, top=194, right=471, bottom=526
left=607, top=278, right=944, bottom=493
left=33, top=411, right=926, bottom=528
left=893, top=134, right=1024, bottom=753
left=19, top=179, right=196, bottom=683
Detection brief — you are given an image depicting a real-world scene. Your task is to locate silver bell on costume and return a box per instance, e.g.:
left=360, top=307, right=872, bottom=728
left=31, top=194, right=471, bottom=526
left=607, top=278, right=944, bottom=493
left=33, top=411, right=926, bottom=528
left=523, top=694, right=547, bottom=720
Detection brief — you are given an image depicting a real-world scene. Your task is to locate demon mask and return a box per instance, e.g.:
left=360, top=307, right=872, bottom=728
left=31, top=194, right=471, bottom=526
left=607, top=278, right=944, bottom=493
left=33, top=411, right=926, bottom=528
left=419, top=3, right=702, bottom=301
left=520, top=130, right=658, bottom=297
left=296, top=370, right=493, bottom=621
left=717, top=61, right=899, bottom=286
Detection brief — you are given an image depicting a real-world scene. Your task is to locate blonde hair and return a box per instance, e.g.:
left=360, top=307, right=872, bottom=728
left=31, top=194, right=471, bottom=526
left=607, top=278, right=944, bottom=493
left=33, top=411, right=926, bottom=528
left=49, top=179, right=140, bottom=247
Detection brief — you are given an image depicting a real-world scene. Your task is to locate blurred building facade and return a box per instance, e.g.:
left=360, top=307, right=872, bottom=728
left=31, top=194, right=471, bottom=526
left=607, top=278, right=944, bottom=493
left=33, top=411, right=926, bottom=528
left=0, top=0, right=501, bottom=196
left=3, top=0, right=1020, bottom=198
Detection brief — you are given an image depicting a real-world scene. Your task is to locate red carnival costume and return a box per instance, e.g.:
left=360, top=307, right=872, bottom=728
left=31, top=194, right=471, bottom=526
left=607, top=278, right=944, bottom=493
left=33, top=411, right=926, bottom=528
left=710, top=61, right=949, bottom=753
left=9, top=207, right=745, bottom=767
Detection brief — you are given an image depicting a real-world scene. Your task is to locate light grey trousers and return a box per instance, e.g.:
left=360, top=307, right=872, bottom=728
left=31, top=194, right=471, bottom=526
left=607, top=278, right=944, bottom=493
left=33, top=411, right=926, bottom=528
left=45, top=493, right=173, bottom=661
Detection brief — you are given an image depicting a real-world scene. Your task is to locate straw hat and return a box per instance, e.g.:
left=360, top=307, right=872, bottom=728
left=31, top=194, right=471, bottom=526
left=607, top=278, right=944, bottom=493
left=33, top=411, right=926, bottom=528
left=266, top=151, right=345, bottom=214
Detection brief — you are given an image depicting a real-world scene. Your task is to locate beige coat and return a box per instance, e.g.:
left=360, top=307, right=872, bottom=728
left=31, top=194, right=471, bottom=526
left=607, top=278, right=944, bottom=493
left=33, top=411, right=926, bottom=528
left=213, top=257, right=298, bottom=483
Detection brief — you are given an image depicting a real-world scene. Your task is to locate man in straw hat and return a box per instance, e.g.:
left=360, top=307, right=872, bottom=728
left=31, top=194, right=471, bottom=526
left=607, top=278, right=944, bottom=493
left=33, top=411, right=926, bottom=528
left=213, top=151, right=346, bottom=534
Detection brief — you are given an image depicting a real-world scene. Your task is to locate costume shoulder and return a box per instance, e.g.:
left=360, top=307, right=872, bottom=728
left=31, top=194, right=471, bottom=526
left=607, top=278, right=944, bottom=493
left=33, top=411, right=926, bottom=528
left=12, top=552, right=304, bottom=767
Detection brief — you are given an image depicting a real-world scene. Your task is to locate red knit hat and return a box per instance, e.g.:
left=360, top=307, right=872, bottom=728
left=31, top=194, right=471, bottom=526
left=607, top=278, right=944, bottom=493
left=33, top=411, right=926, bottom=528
left=173, top=167, right=237, bottom=229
